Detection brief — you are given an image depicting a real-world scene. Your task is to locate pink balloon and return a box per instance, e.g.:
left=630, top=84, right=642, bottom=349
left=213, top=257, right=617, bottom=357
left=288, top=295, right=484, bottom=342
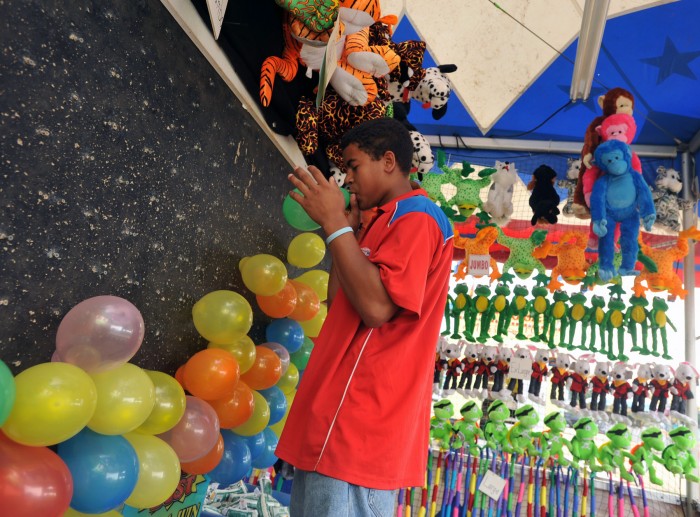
left=50, top=350, right=63, bottom=362
left=157, top=396, right=220, bottom=463
left=0, top=431, right=73, bottom=517
left=260, top=342, right=290, bottom=375
left=55, top=296, right=145, bottom=372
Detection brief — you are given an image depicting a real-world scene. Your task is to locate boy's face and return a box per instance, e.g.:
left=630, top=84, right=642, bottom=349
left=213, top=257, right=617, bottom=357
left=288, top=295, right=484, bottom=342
left=342, top=143, right=392, bottom=210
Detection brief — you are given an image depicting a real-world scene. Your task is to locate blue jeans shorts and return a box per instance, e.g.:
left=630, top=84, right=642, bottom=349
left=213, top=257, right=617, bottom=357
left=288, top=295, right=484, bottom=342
left=289, top=469, right=397, bottom=517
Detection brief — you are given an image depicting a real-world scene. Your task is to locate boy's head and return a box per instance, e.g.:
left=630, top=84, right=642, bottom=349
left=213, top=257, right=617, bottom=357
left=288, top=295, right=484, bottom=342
left=340, top=118, right=413, bottom=175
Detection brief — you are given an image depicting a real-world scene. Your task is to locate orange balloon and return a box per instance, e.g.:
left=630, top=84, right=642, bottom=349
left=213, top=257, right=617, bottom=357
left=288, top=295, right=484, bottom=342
left=175, top=365, right=187, bottom=390
left=208, top=380, right=255, bottom=428
left=256, top=281, right=298, bottom=319
left=288, top=280, right=320, bottom=322
left=240, top=347, right=282, bottom=390
left=180, top=432, right=225, bottom=475
left=183, top=349, right=240, bottom=401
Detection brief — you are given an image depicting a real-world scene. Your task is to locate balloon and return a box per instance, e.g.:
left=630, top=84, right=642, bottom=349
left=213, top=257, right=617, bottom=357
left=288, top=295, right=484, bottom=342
left=51, top=350, right=63, bottom=362
left=256, top=280, right=297, bottom=319
left=266, top=318, right=305, bottom=354
left=299, top=303, right=327, bottom=338
left=64, top=509, right=123, bottom=517
left=55, top=295, right=145, bottom=373
left=208, top=431, right=251, bottom=486
left=260, top=341, right=290, bottom=374
left=57, top=428, right=138, bottom=514
left=251, top=428, right=279, bottom=469
left=0, top=431, right=73, bottom=517
left=123, top=433, right=180, bottom=509
left=269, top=390, right=296, bottom=438
left=287, top=280, right=321, bottom=321
left=88, top=363, right=155, bottom=435
left=276, top=362, right=300, bottom=394
left=242, top=431, right=266, bottom=460
left=174, top=364, right=187, bottom=389
left=2, top=362, right=97, bottom=446
left=287, top=232, right=326, bottom=268
left=231, top=390, right=270, bottom=436
left=180, top=432, right=225, bottom=475
left=295, top=269, right=329, bottom=302
left=136, top=371, right=187, bottom=435
left=208, top=334, right=256, bottom=374
left=192, top=290, right=253, bottom=343
left=183, top=348, right=240, bottom=401
left=282, top=189, right=321, bottom=231
left=208, top=380, right=255, bottom=429
left=240, top=346, right=283, bottom=390
left=259, top=386, right=287, bottom=426
left=290, top=337, right=314, bottom=371
left=239, top=254, right=288, bottom=296
left=0, top=359, right=15, bottom=426
left=157, top=396, right=220, bottom=463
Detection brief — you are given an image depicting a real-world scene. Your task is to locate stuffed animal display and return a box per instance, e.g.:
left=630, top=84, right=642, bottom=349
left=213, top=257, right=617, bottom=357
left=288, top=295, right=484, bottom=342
left=527, top=165, right=561, bottom=225
left=558, top=157, right=581, bottom=216
left=651, top=165, right=695, bottom=232
left=482, top=160, right=518, bottom=225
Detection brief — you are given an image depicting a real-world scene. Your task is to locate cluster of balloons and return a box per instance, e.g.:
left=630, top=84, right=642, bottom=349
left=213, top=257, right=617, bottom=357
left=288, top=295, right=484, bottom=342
left=1, top=296, right=184, bottom=516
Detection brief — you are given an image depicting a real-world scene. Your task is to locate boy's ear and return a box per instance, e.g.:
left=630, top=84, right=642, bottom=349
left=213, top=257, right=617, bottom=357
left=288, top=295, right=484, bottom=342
left=383, top=150, right=397, bottom=173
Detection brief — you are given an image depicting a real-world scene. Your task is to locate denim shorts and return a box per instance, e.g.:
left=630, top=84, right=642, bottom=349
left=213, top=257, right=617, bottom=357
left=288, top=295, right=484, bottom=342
left=289, top=469, right=397, bottom=517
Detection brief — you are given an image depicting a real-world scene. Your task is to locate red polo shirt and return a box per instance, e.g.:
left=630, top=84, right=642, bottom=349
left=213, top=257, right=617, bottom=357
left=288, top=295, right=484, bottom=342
left=275, top=189, right=453, bottom=489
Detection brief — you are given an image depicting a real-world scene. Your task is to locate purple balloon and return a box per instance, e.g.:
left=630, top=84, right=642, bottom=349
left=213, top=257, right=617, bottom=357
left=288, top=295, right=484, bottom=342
left=55, top=296, right=145, bottom=373
left=260, top=342, right=290, bottom=375
left=158, top=396, right=220, bottom=463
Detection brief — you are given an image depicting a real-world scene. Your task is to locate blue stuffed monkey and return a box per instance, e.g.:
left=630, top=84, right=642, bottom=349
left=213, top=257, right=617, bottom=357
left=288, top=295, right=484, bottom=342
left=590, top=140, right=656, bottom=281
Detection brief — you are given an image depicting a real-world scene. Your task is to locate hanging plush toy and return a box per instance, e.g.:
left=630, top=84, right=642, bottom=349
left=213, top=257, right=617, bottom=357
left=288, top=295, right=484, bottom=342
left=484, top=400, right=512, bottom=451
left=600, top=288, right=628, bottom=361
left=473, top=344, right=498, bottom=395
left=529, top=282, right=550, bottom=343
left=558, top=158, right=581, bottom=216
left=626, top=294, right=651, bottom=355
left=443, top=283, right=471, bottom=339
left=609, top=362, right=633, bottom=421
left=433, top=336, right=450, bottom=394
left=566, top=292, right=589, bottom=350
left=651, top=166, right=695, bottom=232
left=589, top=360, right=611, bottom=416
left=457, top=342, right=481, bottom=396
left=670, top=362, right=698, bottom=422
left=441, top=339, right=464, bottom=394
left=389, top=65, right=459, bottom=119
left=528, top=347, right=551, bottom=404
left=464, top=285, right=493, bottom=343
left=490, top=283, right=512, bottom=342
left=453, top=226, right=501, bottom=282
left=482, top=160, right=518, bottom=225
left=633, top=227, right=700, bottom=300
left=491, top=346, right=513, bottom=396
left=629, top=427, right=665, bottom=486
left=505, top=345, right=532, bottom=402
left=496, top=228, right=548, bottom=280
left=568, top=417, right=602, bottom=472
left=649, top=363, right=674, bottom=414
left=550, top=352, right=572, bottom=405
left=430, top=398, right=455, bottom=450
left=597, top=423, right=636, bottom=482
left=572, top=87, right=635, bottom=218
left=540, top=231, right=590, bottom=292
left=527, top=165, right=561, bottom=225
left=661, top=426, right=700, bottom=482
left=507, top=284, right=530, bottom=340
left=649, top=295, right=676, bottom=359
left=545, top=290, right=569, bottom=349
left=583, top=294, right=607, bottom=354
left=452, top=401, right=484, bottom=454
left=631, top=363, right=653, bottom=414
left=541, top=412, right=572, bottom=467
left=589, top=140, right=656, bottom=282
left=507, top=405, right=541, bottom=456
left=567, top=355, right=595, bottom=410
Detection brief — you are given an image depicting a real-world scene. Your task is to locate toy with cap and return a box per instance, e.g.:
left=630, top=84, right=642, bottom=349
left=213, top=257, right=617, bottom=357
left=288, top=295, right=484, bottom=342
left=430, top=399, right=455, bottom=450
left=662, top=426, right=700, bottom=482
left=541, top=412, right=572, bottom=467
left=484, top=399, right=512, bottom=452
left=597, top=423, right=636, bottom=482
left=568, top=417, right=603, bottom=472
left=629, top=427, right=665, bottom=486
left=507, top=404, right=541, bottom=456
left=452, top=400, right=484, bottom=455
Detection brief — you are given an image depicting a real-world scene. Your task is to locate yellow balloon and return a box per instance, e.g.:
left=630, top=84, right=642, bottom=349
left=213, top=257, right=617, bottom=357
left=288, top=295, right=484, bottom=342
left=276, top=362, right=299, bottom=394
left=2, top=362, right=97, bottom=446
left=298, top=303, right=327, bottom=338
left=269, top=412, right=288, bottom=438
left=295, top=270, right=329, bottom=302
left=239, top=254, right=288, bottom=296
left=88, top=363, right=155, bottom=435
left=208, top=334, right=257, bottom=374
left=231, top=390, right=269, bottom=436
left=64, top=509, right=123, bottom=517
left=287, top=233, right=326, bottom=268
left=124, top=432, right=181, bottom=509
left=192, top=290, right=253, bottom=343
left=136, top=371, right=186, bottom=435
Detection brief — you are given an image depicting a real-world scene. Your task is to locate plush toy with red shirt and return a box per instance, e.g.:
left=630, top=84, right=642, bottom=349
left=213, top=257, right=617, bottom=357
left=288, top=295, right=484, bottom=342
left=550, top=352, right=573, bottom=407
left=670, top=362, right=699, bottom=422
left=506, top=345, right=532, bottom=403
left=649, top=364, right=674, bottom=414
left=567, top=355, right=595, bottom=410
left=457, top=341, right=481, bottom=396
left=631, top=363, right=653, bottom=414
left=528, top=347, right=551, bottom=405
left=589, top=360, right=611, bottom=416
left=491, top=346, right=513, bottom=396
left=441, top=339, right=464, bottom=395
left=610, top=362, right=634, bottom=421
left=473, top=344, right=499, bottom=397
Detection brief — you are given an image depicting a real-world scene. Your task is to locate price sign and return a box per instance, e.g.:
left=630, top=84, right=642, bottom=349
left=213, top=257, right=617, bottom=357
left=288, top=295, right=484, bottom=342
left=509, top=356, right=532, bottom=380
left=468, top=254, right=490, bottom=276
left=478, top=470, right=507, bottom=500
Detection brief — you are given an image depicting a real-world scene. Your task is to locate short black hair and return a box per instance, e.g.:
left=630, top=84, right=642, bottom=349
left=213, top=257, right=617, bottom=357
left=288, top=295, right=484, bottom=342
left=340, top=117, right=414, bottom=174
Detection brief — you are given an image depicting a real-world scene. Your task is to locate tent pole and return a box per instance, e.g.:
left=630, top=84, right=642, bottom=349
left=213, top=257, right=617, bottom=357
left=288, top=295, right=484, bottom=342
left=681, top=150, right=699, bottom=514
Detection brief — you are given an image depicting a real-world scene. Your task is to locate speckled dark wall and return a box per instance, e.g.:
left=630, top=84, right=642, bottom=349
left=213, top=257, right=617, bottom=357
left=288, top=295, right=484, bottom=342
left=0, top=0, right=307, bottom=374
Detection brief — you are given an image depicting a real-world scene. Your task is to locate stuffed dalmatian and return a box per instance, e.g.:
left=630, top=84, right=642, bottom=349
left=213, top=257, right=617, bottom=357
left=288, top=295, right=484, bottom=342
left=652, top=165, right=695, bottom=232
left=388, top=65, right=458, bottom=120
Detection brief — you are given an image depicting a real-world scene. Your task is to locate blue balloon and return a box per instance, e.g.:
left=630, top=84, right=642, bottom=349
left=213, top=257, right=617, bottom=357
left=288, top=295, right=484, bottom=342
left=243, top=431, right=266, bottom=460
left=259, top=386, right=288, bottom=425
left=209, top=431, right=252, bottom=486
left=57, top=428, right=138, bottom=514
left=252, top=428, right=279, bottom=469
left=266, top=319, right=304, bottom=354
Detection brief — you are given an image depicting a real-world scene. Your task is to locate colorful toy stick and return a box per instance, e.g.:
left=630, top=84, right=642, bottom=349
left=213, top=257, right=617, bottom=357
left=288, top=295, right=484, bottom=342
left=453, top=452, right=465, bottom=517
left=397, top=488, right=405, bottom=517
left=555, top=466, right=562, bottom=517
left=486, top=451, right=498, bottom=517
left=637, top=474, right=649, bottom=517
left=505, top=454, right=517, bottom=517
left=420, top=451, right=433, bottom=517
left=626, top=476, right=640, bottom=517
left=441, top=451, right=454, bottom=517
left=448, top=449, right=463, bottom=517
left=617, top=475, right=624, bottom=517
left=607, top=474, right=614, bottom=517
left=539, top=460, right=547, bottom=517
left=572, top=469, right=580, bottom=517
left=514, top=455, right=527, bottom=517
left=589, top=469, right=595, bottom=517
left=406, top=487, right=413, bottom=517
left=563, top=467, right=572, bottom=515
left=581, top=468, right=588, bottom=517
left=469, top=453, right=480, bottom=515
left=533, top=460, right=541, bottom=517
left=527, top=458, right=535, bottom=517
left=496, top=454, right=508, bottom=517
left=461, top=453, right=474, bottom=517
left=430, top=451, right=444, bottom=517
left=473, top=450, right=488, bottom=517
left=549, top=466, right=556, bottom=517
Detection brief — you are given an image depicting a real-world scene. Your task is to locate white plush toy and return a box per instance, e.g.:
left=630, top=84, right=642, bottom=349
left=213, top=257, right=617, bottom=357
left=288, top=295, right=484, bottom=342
left=558, top=157, right=581, bottom=216
left=482, top=160, right=518, bottom=225
left=388, top=65, right=458, bottom=120
left=409, top=130, right=434, bottom=176
left=670, top=361, right=699, bottom=425
left=651, top=165, right=695, bottom=232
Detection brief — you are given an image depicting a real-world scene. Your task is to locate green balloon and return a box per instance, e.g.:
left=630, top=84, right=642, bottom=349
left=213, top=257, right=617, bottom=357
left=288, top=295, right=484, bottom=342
left=282, top=188, right=351, bottom=231
left=290, top=337, right=314, bottom=371
left=0, top=359, right=16, bottom=426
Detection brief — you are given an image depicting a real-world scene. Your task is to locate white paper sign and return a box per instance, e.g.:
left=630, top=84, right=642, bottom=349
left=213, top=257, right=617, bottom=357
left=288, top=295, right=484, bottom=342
left=468, top=254, right=490, bottom=276
left=205, top=0, right=229, bottom=40
left=478, top=470, right=507, bottom=500
left=316, top=20, right=341, bottom=107
left=509, top=356, right=532, bottom=380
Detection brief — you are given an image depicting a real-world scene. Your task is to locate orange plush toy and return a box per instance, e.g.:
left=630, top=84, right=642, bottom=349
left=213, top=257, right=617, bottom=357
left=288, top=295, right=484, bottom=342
left=453, top=226, right=501, bottom=282
left=539, top=231, right=591, bottom=292
left=633, top=227, right=700, bottom=300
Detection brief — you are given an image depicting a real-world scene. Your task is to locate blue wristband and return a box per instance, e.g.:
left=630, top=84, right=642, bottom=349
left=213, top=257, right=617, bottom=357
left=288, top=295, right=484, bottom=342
left=325, top=226, right=353, bottom=245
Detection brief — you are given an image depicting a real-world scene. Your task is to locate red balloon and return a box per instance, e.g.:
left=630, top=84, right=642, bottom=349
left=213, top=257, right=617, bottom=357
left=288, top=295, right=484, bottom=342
left=240, top=347, right=283, bottom=390
left=256, top=281, right=298, bottom=319
left=288, top=280, right=320, bottom=321
left=0, top=431, right=73, bottom=517
left=184, top=349, right=240, bottom=401
left=180, top=432, right=225, bottom=475
left=208, top=380, right=255, bottom=429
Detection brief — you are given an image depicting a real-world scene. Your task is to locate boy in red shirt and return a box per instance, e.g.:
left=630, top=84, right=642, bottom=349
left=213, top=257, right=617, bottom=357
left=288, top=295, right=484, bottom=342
left=277, top=118, right=453, bottom=516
